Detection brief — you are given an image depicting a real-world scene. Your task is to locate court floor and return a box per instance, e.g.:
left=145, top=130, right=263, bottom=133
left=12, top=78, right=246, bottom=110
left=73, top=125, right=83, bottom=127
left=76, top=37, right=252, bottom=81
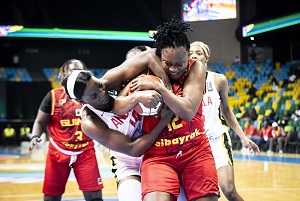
left=0, top=147, right=300, bottom=201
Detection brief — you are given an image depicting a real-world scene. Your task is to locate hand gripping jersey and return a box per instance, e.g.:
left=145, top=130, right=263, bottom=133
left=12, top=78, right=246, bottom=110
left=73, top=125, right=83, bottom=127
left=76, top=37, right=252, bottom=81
left=82, top=104, right=144, bottom=174
left=47, top=87, right=94, bottom=152
left=201, top=72, right=228, bottom=140
left=142, top=60, right=206, bottom=155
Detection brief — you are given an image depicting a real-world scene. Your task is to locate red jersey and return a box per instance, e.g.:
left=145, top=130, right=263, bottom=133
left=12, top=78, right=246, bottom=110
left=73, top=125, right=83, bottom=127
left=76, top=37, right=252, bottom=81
left=47, top=87, right=94, bottom=151
left=244, top=124, right=259, bottom=136
left=143, top=60, right=206, bottom=155
left=259, top=126, right=273, bottom=139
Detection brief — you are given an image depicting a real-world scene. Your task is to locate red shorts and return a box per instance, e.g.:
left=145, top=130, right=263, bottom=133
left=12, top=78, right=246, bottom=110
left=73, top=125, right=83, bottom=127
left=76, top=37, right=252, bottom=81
left=141, top=137, right=219, bottom=200
left=43, top=146, right=103, bottom=196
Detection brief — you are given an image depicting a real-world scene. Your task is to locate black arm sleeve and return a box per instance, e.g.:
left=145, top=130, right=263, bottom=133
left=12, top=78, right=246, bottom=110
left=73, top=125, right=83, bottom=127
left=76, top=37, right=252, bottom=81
left=39, top=92, right=51, bottom=114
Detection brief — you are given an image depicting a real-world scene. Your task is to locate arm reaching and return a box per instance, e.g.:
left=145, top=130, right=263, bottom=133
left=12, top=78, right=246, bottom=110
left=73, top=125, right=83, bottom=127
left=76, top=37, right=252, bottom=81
left=100, top=49, right=171, bottom=91
left=81, top=105, right=173, bottom=157
left=129, top=61, right=206, bottom=120
left=218, top=73, right=260, bottom=155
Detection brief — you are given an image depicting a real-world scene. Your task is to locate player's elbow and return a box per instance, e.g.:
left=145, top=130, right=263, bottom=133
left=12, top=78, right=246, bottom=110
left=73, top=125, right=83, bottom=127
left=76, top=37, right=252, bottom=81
left=179, top=109, right=196, bottom=121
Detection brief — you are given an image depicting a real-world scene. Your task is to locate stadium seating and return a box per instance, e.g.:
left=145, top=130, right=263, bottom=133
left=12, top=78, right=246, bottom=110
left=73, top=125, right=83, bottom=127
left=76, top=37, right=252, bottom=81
left=0, top=67, right=32, bottom=82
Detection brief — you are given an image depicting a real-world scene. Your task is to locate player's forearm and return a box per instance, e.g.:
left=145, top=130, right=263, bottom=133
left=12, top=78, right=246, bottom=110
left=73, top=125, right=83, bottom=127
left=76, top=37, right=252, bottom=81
left=31, top=121, right=46, bottom=138
left=113, top=96, right=138, bottom=115
left=130, top=118, right=169, bottom=157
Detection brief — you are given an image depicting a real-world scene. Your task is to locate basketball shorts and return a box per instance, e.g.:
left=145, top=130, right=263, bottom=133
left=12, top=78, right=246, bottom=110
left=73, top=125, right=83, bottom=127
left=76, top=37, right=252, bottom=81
left=43, top=146, right=103, bottom=196
left=110, top=153, right=143, bottom=181
left=209, top=132, right=233, bottom=169
left=141, top=138, right=219, bottom=200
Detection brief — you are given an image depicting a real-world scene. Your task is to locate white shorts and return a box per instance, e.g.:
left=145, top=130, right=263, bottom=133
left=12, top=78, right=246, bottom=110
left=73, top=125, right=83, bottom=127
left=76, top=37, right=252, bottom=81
left=110, top=153, right=143, bottom=181
left=209, top=132, right=233, bottom=169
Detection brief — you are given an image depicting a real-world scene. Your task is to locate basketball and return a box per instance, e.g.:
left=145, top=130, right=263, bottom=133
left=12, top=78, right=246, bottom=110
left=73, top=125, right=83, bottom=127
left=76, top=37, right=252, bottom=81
left=130, top=75, right=164, bottom=116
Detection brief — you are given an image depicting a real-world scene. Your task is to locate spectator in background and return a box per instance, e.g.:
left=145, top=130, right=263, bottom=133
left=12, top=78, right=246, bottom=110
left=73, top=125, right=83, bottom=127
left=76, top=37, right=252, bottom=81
left=258, top=120, right=273, bottom=151
left=279, top=111, right=291, bottom=128
left=249, top=108, right=258, bottom=121
left=2, top=123, right=17, bottom=147
left=267, top=122, right=285, bottom=155
left=291, top=105, right=300, bottom=121
left=269, top=75, right=279, bottom=92
left=232, top=55, right=240, bottom=65
left=265, top=108, right=278, bottom=124
left=241, top=109, right=250, bottom=121
left=243, top=120, right=260, bottom=145
left=19, top=123, right=31, bottom=143
left=247, top=84, right=257, bottom=101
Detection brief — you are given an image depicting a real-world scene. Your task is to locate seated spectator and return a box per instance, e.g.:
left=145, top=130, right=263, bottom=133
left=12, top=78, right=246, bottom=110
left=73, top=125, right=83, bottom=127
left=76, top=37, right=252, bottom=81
left=2, top=124, right=17, bottom=147
left=247, top=84, right=257, bottom=101
left=19, top=123, right=31, bottom=143
left=291, top=105, right=300, bottom=121
left=267, top=122, right=285, bottom=155
left=265, top=108, right=278, bottom=124
left=258, top=120, right=273, bottom=151
left=241, top=109, right=250, bottom=121
left=269, top=75, right=279, bottom=92
left=249, top=108, right=258, bottom=121
left=288, top=70, right=297, bottom=83
left=279, top=111, right=291, bottom=128
left=243, top=120, right=260, bottom=145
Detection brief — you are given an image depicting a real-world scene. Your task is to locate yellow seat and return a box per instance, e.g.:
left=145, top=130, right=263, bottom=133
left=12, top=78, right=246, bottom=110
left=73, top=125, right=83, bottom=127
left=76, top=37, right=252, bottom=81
left=265, top=109, right=271, bottom=116
left=284, top=125, right=291, bottom=133
left=257, top=114, right=264, bottom=120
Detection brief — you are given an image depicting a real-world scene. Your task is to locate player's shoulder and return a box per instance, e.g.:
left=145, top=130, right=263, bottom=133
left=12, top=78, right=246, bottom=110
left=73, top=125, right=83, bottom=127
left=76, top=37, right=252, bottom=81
left=212, top=71, right=227, bottom=82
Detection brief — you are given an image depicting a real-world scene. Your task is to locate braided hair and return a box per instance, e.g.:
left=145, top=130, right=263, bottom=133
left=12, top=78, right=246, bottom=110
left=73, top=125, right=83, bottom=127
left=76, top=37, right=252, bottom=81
left=151, top=17, right=192, bottom=57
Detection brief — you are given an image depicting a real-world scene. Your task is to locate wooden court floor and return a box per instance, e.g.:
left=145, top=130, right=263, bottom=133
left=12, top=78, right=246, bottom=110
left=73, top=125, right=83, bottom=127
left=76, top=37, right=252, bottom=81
left=0, top=147, right=300, bottom=201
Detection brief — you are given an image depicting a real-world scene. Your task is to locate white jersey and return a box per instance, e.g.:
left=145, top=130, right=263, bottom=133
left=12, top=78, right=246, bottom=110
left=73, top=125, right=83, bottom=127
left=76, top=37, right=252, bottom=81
left=202, top=71, right=228, bottom=140
left=82, top=104, right=144, bottom=180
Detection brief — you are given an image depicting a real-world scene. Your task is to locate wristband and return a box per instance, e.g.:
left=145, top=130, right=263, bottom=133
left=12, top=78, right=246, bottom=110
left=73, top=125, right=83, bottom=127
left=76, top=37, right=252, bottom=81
left=30, top=135, right=40, bottom=141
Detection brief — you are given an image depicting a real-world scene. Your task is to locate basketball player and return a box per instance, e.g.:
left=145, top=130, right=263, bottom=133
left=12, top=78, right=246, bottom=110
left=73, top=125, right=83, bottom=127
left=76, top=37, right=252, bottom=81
left=29, top=59, right=103, bottom=201
left=61, top=70, right=173, bottom=201
left=111, top=18, right=219, bottom=201
left=181, top=41, right=260, bottom=201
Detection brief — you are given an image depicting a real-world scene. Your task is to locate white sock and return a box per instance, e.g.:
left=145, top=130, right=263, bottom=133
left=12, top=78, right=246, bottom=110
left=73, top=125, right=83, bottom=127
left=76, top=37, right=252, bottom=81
left=118, top=179, right=142, bottom=201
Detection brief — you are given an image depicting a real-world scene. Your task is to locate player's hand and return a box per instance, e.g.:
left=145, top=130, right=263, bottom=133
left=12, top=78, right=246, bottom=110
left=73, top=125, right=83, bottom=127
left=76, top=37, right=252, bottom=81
left=159, top=104, right=173, bottom=122
left=242, top=138, right=260, bottom=155
left=130, top=74, right=162, bottom=92
left=134, top=90, right=163, bottom=108
left=29, top=137, right=42, bottom=151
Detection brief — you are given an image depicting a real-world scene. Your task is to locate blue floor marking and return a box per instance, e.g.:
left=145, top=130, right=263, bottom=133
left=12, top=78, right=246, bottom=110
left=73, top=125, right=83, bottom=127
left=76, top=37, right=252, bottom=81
left=233, top=153, right=300, bottom=164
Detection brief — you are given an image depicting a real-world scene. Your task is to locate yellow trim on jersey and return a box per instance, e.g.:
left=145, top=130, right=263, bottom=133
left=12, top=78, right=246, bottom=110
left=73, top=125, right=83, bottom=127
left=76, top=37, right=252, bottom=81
left=222, top=132, right=233, bottom=166
left=50, top=90, right=55, bottom=115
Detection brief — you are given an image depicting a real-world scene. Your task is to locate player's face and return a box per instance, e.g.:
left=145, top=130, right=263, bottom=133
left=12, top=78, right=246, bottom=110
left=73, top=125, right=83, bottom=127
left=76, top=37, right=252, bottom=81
left=189, top=45, right=206, bottom=64
left=161, top=47, right=188, bottom=80
left=81, top=76, right=113, bottom=111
